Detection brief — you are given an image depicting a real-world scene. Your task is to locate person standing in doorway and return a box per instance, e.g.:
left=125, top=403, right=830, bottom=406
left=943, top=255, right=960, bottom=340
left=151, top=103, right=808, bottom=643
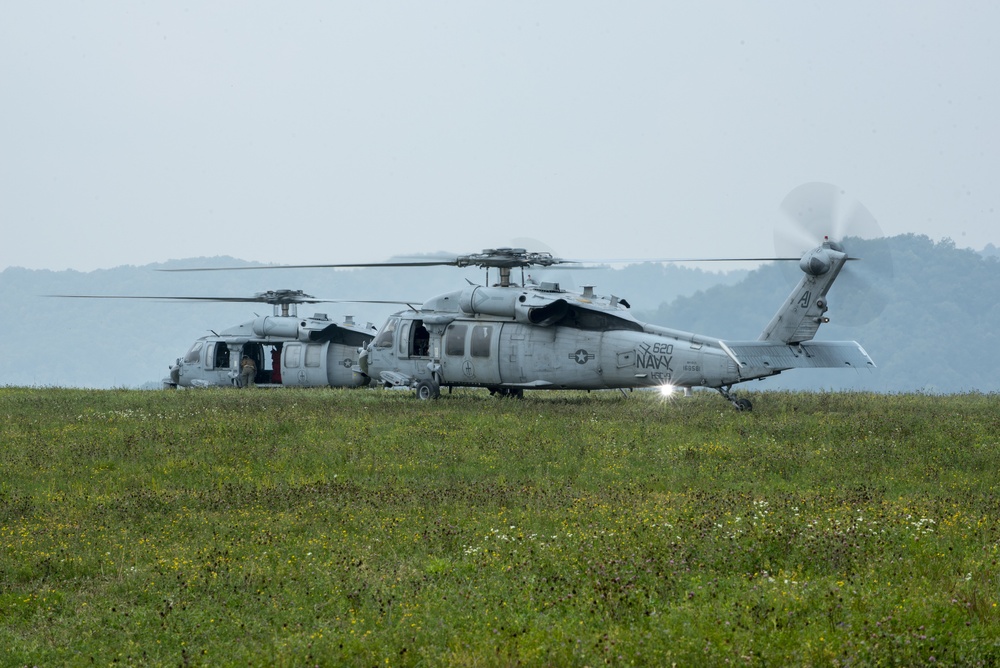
left=240, top=355, right=257, bottom=388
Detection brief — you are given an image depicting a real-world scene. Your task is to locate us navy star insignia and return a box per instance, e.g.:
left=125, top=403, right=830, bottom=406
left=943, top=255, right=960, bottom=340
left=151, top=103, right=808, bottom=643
left=571, top=349, right=595, bottom=364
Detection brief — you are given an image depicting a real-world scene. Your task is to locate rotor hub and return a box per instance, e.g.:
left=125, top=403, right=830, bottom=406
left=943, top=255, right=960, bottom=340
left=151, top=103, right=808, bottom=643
left=254, top=289, right=317, bottom=304
left=455, top=248, right=559, bottom=269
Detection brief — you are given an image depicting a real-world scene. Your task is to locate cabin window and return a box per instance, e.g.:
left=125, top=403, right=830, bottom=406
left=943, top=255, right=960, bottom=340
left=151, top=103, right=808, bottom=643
left=184, top=341, right=204, bottom=364
left=374, top=318, right=398, bottom=348
left=285, top=344, right=301, bottom=368
left=445, top=324, right=467, bottom=356
left=398, top=321, right=411, bottom=355
left=305, top=344, right=321, bottom=368
left=471, top=325, right=493, bottom=358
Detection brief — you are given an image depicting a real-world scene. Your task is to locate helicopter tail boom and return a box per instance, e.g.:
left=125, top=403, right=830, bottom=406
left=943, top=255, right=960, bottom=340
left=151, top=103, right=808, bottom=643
left=720, top=340, right=875, bottom=372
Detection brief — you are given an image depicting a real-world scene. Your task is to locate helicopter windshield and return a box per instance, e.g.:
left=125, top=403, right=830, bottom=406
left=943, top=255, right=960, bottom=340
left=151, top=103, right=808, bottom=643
left=374, top=318, right=399, bottom=348
left=184, top=341, right=204, bottom=363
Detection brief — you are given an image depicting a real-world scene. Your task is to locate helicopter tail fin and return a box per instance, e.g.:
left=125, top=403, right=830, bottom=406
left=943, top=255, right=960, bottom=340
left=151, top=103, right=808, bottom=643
left=757, top=241, right=848, bottom=344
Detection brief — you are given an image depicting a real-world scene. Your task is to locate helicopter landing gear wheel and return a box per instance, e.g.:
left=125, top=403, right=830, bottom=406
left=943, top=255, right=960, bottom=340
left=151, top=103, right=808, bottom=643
left=415, top=379, right=440, bottom=400
left=717, top=386, right=752, bottom=412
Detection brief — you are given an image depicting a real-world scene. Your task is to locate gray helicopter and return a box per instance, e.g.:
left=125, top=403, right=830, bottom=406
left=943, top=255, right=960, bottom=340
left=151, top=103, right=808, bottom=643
left=50, top=289, right=399, bottom=389
left=166, top=290, right=386, bottom=389
left=346, top=238, right=872, bottom=410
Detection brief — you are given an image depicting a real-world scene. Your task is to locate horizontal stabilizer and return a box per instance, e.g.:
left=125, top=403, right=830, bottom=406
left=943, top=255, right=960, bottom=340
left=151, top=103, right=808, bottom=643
left=720, top=341, right=875, bottom=370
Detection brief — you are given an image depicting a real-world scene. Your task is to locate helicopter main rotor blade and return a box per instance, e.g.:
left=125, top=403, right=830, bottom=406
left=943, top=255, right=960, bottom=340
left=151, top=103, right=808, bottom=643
left=158, top=259, right=464, bottom=272
left=563, top=256, right=802, bottom=264
left=46, top=294, right=417, bottom=306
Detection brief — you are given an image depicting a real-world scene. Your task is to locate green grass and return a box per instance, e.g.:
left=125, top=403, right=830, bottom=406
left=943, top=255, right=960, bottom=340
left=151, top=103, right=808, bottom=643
left=2, top=387, right=1000, bottom=666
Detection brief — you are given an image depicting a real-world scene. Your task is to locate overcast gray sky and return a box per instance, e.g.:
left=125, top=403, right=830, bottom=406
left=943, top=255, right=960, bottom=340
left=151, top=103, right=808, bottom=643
left=2, top=2, right=997, bottom=272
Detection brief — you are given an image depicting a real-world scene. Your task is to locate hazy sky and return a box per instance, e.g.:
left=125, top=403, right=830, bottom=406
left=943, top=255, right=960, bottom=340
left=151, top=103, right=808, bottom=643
left=2, top=2, right=997, bottom=272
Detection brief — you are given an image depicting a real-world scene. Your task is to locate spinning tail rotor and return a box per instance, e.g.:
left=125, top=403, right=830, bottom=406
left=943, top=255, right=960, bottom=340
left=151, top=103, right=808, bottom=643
left=774, top=182, right=894, bottom=326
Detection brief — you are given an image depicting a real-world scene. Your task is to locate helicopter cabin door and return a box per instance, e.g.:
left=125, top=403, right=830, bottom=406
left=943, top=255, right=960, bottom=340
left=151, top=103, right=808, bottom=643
left=441, top=322, right=501, bottom=386
left=398, top=319, right=432, bottom=359
left=203, top=341, right=237, bottom=386
left=281, top=342, right=331, bottom=387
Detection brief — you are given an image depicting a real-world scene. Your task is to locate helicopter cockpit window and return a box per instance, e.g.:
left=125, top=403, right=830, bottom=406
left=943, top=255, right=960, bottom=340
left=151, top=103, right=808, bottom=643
left=471, top=325, right=493, bottom=358
left=184, top=341, right=204, bottom=364
left=445, top=324, right=468, bottom=356
left=374, top=318, right=399, bottom=348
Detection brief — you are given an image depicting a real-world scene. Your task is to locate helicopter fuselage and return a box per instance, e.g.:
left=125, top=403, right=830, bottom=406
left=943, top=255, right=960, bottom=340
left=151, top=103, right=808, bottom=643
left=362, top=284, right=756, bottom=397
left=366, top=310, right=742, bottom=393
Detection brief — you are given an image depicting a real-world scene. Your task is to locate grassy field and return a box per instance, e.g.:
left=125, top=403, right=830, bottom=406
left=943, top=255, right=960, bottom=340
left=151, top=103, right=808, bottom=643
left=2, top=387, right=999, bottom=666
